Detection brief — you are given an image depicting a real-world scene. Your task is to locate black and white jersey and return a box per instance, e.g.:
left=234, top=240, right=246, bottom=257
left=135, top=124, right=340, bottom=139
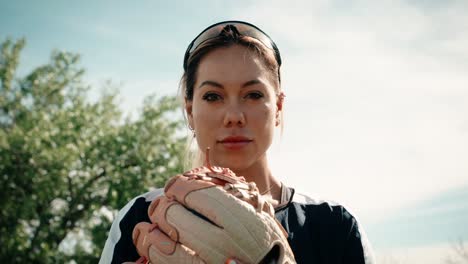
left=99, top=184, right=375, bottom=264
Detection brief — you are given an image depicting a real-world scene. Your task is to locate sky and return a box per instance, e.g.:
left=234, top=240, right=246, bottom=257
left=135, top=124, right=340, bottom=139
left=1, top=0, right=467, bottom=262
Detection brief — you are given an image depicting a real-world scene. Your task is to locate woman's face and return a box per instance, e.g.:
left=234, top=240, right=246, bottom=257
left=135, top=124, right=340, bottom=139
left=186, top=45, right=282, bottom=171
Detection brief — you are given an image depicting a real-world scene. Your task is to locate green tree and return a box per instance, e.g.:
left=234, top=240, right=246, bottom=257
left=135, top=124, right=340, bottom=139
left=0, top=38, right=187, bottom=263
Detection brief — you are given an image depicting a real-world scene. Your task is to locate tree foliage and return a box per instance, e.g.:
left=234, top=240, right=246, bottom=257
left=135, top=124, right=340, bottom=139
left=0, top=38, right=186, bottom=263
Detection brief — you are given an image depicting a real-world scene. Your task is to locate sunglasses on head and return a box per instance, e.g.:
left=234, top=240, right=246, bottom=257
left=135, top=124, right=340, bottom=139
left=183, top=20, right=282, bottom=71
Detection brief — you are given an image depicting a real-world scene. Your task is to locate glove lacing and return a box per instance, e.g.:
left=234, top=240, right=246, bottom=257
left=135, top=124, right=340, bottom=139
left=184, top=147, right=276, bottom=216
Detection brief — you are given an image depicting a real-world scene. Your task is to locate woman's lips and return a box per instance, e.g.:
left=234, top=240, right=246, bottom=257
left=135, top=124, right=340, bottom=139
left=218, top=136, right=253, bottom=150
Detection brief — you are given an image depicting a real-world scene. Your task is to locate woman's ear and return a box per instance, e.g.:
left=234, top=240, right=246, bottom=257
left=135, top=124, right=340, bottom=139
left=275, top=92, right=285, bottom=126
left=185, top=98, right=195, bottom=129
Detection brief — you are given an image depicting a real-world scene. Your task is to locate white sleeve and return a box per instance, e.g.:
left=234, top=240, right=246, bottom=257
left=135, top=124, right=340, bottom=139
left=98, top=189, right=164, bottom=264
left=98, top=196, right=139, bottom=264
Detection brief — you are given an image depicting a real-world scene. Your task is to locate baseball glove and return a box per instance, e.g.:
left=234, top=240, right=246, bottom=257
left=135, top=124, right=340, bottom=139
left=131, top=153, right=295, bottom=264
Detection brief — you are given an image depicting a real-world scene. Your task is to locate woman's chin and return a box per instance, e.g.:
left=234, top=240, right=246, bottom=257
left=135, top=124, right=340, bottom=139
left=214, top=158, right=251, bottom=173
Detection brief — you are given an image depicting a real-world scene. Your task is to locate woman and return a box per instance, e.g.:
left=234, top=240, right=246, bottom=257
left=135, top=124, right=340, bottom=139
left=100, top=21, right=375, bottom=264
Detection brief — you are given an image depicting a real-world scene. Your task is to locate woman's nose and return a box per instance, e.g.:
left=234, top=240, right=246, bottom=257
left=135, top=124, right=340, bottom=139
left=223, top=103, right=246, bottom=127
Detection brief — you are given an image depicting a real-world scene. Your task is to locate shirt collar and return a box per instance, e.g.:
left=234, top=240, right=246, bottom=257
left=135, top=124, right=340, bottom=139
left=275, top=182, right=295, bottom=210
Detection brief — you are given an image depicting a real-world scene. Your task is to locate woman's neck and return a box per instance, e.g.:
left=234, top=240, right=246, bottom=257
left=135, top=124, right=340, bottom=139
left=233, top=155, right=282, bottom=202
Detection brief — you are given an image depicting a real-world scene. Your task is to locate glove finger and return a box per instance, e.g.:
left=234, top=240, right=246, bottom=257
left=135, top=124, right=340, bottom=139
left=148, top=196, right=180, bottom=242
left=148, top=242, right=206, bottom=264
left=164, top=175, right=256, bottom=229
left=133, top=222, right=206, bottom=264
left=149, top=195, right=235, bottom=263
left=133, top=222, right=176, bottom=259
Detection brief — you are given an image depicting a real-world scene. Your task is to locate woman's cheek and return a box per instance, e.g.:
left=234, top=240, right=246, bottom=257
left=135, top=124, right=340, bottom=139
left=257, top=103, right=276, bottom=125
left=193, top=110, right=218, bottom=148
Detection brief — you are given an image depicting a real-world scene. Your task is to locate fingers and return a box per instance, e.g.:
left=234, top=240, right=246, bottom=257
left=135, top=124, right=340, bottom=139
left=148, top=195, right=227, bottom=243
left=148, top=197, right=180, bottom=242
left=147, top=194, right=245, bottom=263
left=132, top=222, right=206, bottom=264
left=148, top=243, right=206, bottom=264
left=133, top=222, right=177, bottom=258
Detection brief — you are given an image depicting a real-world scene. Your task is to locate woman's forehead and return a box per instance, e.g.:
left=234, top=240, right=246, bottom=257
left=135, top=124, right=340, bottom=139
left=196, top=45, right=276, bottom=88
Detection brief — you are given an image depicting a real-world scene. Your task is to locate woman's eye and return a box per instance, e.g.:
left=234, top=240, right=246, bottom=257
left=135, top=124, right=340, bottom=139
left=245, top=92, right=264, bottom=100
left=202, top=93, right=222, bottom=102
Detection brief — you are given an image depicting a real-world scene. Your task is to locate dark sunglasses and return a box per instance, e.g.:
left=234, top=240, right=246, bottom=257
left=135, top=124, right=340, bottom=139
left=183, top=20, right=282, bottom=71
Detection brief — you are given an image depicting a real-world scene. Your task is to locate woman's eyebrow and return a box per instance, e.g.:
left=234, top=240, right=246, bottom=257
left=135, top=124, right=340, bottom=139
left=198, top=79, right=263, bottom=89
left=198, top=80, right=224, bottom=89
left=242, top=79, right=262, bottom=88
